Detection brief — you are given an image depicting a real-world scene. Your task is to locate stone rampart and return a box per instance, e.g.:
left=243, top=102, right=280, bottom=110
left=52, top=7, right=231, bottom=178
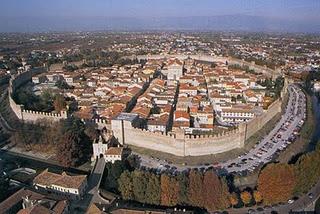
left=112, top=79, right=287, bottom=156
left=8, top=68, right=67, bottom=123
left=130, top=54, right=281, bottom=78
left=112, top=119, right=248, bottom=156
left=9, top=62, right=287, bottom=157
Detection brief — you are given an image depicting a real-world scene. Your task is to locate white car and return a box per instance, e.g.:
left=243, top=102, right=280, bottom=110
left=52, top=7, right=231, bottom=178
left=288, top=199, right=294, bottom=204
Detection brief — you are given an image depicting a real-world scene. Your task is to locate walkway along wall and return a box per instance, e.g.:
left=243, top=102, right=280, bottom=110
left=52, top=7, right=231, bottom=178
left=8, top=68, right=68, bottom=123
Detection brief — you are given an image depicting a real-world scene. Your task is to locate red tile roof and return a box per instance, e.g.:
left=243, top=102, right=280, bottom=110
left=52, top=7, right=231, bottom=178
left=105, top=147, right=124, bottom=156
left=33, top=169, right=86, bottom=189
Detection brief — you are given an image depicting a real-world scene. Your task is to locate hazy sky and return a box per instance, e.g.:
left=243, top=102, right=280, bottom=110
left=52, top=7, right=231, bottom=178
left=0, top=0, right=320, bottom=32
left=1, top=0, right=319, bottom=19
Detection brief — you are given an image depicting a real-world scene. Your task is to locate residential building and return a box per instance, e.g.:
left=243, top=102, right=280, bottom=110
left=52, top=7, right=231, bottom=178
left=105, top=146, right=124, bottom=163
left=33, top=169, right=87, bottom=200
left=0, top=188, right=69, bottom=214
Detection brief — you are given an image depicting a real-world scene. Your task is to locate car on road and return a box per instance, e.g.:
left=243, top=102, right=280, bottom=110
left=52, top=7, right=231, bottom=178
left=256, top=207, right=264, bottom=212
left=287, top=199, right=294, bottom=204
left=247, top=209, right=255, bottom=214
left=308, top=193, right=313, bottom=199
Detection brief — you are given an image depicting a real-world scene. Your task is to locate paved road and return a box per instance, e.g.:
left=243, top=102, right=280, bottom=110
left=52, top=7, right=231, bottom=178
left=224, top=180, right=320, bottom=214
left=72, top=157, right=109, bottom=212
left=220, top=84, right=306, bottom=174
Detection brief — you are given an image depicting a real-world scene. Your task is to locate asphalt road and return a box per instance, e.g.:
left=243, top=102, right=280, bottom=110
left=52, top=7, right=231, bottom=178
left=72, top=157, right=109, bottom=213
left=220, top=84, right=306, bottom=174
left=224, top=180, right=320, bottom=214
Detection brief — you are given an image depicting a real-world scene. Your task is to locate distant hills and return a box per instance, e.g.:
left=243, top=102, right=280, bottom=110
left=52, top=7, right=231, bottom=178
left=1, top=15, right=319, bottom=33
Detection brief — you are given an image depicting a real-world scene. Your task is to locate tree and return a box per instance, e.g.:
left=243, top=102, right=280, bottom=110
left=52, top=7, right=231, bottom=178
left=118, top=170, right=134, bottom=200
left=229, top=192, right=239, bottom=208
left=0, top=176, right=9, bottom=202
left=177, top=173, right=189, bottom=205
left=124, top=154, right=140, bottom=171
left=56, top=131, right=77, bottom=167
left=240, top=191, right=252, bottom=207
left=53, top=94, right=66, bottom=112
left=55, top=79, right=72, bottom=89
left=253, top=190, right=263, bottom=204
left=56, top=117, right=92, bottom=167
left=188, top=169, right=204, bottom=208
left=294, top=146, right=320, bottom=194
left=231, top=96, right=236, bottom=103
left=203, top=170, right=224, bottom=211
left=40, top=90, right=55, bottom=112
left=150, top=106, right=161, bottom=114
left=67, top=97, right=78, bottom=114
left=84, top=122, right=98, bottom=142
left=258, top=163, right=296, bottom=205
left=161, top=174, right=179, bottom=206
left=132, top=170, right=148, bottom=203
left=102, top=161, right=125, bottom=193
left=219, top=177, right=232, bottom=209
left=145, top=172, right=161, bottom=205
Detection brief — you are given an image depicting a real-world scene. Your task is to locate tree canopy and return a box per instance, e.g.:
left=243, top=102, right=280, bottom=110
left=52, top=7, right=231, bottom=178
left=258, top=163, right=296, bottom=205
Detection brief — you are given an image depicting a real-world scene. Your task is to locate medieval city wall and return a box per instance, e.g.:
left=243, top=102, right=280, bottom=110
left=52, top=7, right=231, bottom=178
left=241, top=98, right=282, bottom=141
left=112, top=118, right=248, bottom=156
left=114, top=95, right=283, bottom=156
left=8, top=68, right=67, bottom=123
left=113, top=54, right=286, bottom=156
left=8, top=61, right=287, bottom=156
left=126, top=126, right=185, bottom=156
left=112, top=78, right=287, bottom=157
left=132, top=54, right=280, bottom=78
left=184, top=128, right=245, bottom=156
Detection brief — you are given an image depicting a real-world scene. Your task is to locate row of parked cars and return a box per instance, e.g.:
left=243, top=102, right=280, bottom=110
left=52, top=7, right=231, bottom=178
left=221, top=85, right=306, bottom=175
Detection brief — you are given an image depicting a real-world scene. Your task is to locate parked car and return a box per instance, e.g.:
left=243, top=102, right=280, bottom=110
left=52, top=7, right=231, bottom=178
left=287, top=199, right=294, bottom=204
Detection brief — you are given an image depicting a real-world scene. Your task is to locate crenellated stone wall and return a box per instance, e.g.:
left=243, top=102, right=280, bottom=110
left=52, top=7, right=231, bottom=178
left=111, top=118, right=247, bottom=156
left=128, top=54, right=281, bottom=78
left=8, top=68, right=67, bottom=123
left=8, top=62, right=287, bottom=157
left=82, top=118, right=111, bottom=130
left=111, top=80, right=287, bottom=156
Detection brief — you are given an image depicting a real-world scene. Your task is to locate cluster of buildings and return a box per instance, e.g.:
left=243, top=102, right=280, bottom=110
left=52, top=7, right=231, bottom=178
left=109, top=33, right=210, bottom=56
left=31, top=55, right=274, bottom=133
left=204, top=62, right=267, bottom=125
left=149, top=57, right=269, bottom=132
left=220, top=34, right=320, bottom=73
left=0, top=169, right=87, bottom=214
left=32, top=61, right=160, bottom=122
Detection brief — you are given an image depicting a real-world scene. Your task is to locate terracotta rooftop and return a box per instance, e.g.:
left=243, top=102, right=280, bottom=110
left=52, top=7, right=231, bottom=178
left=33, top=169, right=87, bottom=189
left=86, top=203, right=105, bottom=214
left=174, top=111, right=190, bottom=120
left=0, top=188, right=67, bottom=214
left=105, top=147, right=124, bottom=156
